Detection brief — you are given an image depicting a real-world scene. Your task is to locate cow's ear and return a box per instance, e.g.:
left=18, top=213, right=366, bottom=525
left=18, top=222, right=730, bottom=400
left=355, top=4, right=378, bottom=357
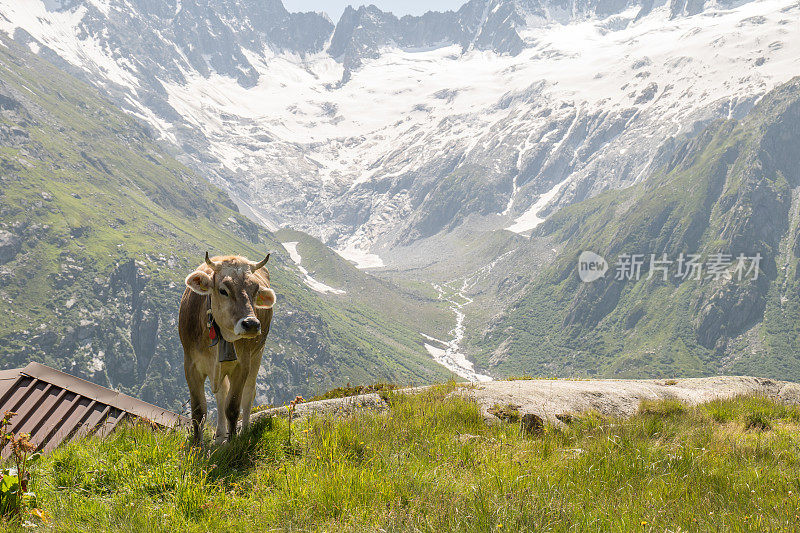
left=255, top=286, right=276, bottom=309
left=185, top=270, right=213, bottom=295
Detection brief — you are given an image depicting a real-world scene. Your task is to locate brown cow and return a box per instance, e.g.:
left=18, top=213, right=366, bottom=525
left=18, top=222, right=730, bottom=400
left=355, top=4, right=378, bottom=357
left=179, top=252, right=276, bottom=444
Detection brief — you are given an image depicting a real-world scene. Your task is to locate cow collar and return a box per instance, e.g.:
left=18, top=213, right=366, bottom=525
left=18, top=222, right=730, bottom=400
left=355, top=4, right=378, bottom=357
left=206, top=293, right=237, bottom=362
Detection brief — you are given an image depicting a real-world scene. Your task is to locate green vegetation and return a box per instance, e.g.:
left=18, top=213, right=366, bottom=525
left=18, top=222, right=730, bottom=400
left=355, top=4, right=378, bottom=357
left=0, top=412, right=41, bottom=522
left=307, top=382, right=400, bottom=402
left=487, top=402, right=521, bottom=423
left=0, top=37, right=452, bottom=410
left=273, top=228, right=454, bottom=341
left=475, top=77, right=800, bottom=382
left=8, top=389, right=800, bottom=531
left=637, top=398, right=687, bottom=418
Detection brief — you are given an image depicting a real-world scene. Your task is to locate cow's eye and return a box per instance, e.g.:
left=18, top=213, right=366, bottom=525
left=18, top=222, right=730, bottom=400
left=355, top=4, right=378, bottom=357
left=219, top=288, right=229, bottom=297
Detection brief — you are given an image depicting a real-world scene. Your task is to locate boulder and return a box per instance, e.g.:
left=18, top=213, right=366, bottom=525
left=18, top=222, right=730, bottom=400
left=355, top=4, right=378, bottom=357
left=0, top=230, right=21, bottom=264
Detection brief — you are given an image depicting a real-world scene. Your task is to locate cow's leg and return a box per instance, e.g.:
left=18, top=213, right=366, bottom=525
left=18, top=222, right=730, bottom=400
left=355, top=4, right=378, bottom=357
left=225, top=366, right=247, bottom=441
left=184, top=355, right=206, bottom=444
left=213, top=375, right=230, bottom=445
left=239, top=371, right=259, bottom=431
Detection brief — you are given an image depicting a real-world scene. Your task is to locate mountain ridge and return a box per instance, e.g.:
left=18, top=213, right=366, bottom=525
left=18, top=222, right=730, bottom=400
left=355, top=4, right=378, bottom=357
left=1, top=0, right=798, bottom=387
left=469, top=76, right=800, bottom=381
left=0, top=34, right=453, bottom=411
left=1, top=0, right=796, bottom=265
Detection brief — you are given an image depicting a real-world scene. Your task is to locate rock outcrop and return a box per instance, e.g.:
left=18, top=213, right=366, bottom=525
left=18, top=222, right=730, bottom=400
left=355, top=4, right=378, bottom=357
left=252, top=376, right=800, bottom=426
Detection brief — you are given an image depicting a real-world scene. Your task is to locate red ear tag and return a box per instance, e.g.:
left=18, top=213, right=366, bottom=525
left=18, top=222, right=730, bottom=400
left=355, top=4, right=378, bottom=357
left=209, top=327, right=217, bottom=340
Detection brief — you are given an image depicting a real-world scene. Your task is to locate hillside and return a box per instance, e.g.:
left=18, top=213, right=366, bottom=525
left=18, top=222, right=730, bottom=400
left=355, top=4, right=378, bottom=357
left=14, top=384, right=800, bottom=530
left=472, top=77, right=800, bottom=381
left=0, top=0, right=798, bottom=383
left=0, top=36, right=453, bottom=411
left=1, top=0, right=796, bottom=261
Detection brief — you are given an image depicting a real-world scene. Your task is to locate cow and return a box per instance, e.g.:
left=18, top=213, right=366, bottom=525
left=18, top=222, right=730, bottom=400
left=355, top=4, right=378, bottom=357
left=179, top=252, right=276, bottom=444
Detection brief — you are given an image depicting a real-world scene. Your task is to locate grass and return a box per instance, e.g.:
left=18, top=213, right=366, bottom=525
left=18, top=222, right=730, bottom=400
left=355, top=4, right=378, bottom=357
left=9, top=388, right=800, bottom=531
left=638, top=398, right=688, bottom=418
left=308, top=383, right=400, bottom=402
left=0, top=37, right=454, bottom=411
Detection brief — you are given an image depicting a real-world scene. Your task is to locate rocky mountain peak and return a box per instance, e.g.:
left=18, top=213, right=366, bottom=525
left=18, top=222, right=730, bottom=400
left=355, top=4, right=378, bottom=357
left=0, top=0, right=790, bottom=260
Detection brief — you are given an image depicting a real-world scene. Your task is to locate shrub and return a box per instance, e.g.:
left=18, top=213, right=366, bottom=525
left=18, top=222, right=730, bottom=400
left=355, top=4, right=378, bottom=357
left=488, top=403, right=521, bottom=423
left=1, top=412, right=42, bottom=522
left=309, top=383, right=400, bottom=402
left=638, top=399, right=688, bottom=418
left=744, top=411, right=772, bottom=431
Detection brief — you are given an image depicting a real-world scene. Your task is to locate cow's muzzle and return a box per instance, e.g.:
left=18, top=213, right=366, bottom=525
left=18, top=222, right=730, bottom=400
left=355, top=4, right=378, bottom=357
left=235, top=316, right=261, bottom=337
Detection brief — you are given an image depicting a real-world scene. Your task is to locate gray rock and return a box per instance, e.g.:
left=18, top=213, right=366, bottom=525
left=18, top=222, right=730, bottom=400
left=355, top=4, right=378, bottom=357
left=459, top=376, right=800, bottom=424
left=253, top=376, right=800, bottom=430
left=252, top=392, right=387, bottom=422
left=0, top=230, right=21, bottom=264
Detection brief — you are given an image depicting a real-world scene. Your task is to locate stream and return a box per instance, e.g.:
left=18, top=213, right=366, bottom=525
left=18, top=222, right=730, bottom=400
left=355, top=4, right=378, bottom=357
left=425, top=280, right=492, bottom=382
left=423, top=249, right=519, bottom=381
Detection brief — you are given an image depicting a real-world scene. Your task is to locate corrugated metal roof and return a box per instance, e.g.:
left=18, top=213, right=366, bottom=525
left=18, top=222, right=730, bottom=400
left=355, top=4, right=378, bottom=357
left=0, top=362, right=189, bottom=457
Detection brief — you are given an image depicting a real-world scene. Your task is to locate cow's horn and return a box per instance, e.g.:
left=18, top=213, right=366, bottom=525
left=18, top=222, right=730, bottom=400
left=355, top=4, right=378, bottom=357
left=251, top=253, right=270, bottom=272
left=204, top=251, right=220, bottom=271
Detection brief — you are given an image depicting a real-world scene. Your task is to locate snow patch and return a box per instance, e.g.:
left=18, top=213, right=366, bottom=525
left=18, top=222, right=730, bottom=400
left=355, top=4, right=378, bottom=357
left=281, top=242, right=346, bottom=295
left=4, top=0, right=800, bottom=250
left=230, top=193, right=280, bottom=232
left=420, top=332, right=447, bottom=345
left=506, top=175, right=572, bottom=234
left=86, top=0, right=111, bottom=16
left=335, top=243, right=384, bottom=269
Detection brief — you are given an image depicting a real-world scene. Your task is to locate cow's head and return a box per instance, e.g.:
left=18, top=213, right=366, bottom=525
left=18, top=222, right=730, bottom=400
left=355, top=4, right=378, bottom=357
left=185, top=252, right=276, bottom=341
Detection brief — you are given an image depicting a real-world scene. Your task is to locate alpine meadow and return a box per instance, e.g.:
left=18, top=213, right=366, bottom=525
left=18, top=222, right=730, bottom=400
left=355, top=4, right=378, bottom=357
left=0, top=0, right=799, bottom=530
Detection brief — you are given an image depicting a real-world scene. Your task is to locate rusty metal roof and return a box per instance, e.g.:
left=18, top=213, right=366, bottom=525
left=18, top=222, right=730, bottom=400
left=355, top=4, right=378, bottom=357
left=0, top=362, right=188, bottom=457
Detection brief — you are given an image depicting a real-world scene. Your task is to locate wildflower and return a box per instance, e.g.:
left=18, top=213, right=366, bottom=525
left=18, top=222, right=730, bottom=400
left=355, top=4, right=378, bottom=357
left=29, top=509, right=51, bottom=524
left=641, top=521, right=647, bottom=526
left=11, top=433, right=36, bottom=454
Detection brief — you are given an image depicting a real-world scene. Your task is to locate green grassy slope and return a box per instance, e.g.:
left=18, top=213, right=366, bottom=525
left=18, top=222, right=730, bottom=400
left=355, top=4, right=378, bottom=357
left=0, top=36, right=451, bottom=411
left=274, top=228, right=454, bottom=337
left=18, top=390, right=800, bottom=531
left=472, top=77, right=800, bottom=380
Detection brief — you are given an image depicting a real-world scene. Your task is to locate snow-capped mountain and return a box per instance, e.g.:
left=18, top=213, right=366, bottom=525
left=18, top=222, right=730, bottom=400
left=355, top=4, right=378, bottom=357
left=0, top=0, right=798, bottom=267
